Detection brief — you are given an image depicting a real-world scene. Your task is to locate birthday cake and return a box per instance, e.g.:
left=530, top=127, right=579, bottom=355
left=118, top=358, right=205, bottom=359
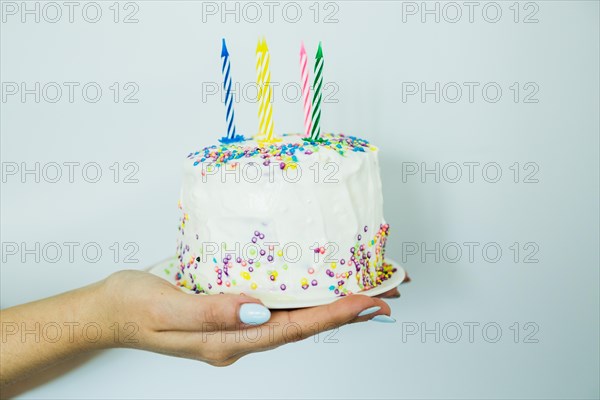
left=170, top=133, right=396, bottom=302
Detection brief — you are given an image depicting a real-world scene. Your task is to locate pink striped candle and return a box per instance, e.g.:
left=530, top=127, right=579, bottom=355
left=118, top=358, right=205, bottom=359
left=299, top=42, right=312, bottom=137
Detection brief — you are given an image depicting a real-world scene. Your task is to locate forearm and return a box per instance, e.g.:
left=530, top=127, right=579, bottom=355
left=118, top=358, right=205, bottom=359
left=0, top=281, right=110, bottom=386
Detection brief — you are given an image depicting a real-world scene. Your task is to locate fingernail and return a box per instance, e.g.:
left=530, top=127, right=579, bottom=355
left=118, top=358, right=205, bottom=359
left=371, top=315, right=396, bottom=323
left=357, top=306, right=381, bottom=317
left=239, top=303, right=271, bottom=325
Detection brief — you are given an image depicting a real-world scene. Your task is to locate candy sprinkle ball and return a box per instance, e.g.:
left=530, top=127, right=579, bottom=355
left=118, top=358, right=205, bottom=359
left=188, top=133, right=376, bottom=169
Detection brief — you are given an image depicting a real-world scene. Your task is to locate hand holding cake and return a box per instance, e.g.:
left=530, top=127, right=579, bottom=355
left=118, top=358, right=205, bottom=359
left=98, top=270, right=396, bottom=365
left=0, top=269, right=396, bottom=386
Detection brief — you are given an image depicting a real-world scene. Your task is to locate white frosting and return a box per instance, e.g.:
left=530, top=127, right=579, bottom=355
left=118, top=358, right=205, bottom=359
left=173, top=134, right=392, bottom=302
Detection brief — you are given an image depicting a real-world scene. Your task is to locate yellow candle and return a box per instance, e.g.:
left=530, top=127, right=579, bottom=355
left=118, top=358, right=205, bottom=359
left=255, top=37, right=278, bottom=143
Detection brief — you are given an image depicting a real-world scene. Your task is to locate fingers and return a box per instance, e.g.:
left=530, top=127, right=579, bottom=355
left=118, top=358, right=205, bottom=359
left=159, top=291, right=271, bottom=331
left=149, top=294, right=396, bottom=365
left=284, top=294, right=392, bottom=328
left=239, top=295, right=393, bottom=351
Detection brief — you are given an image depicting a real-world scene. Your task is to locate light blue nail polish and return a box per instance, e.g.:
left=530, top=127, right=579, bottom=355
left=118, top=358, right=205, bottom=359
left=239, top=303, right=271, bottom=325
left=371, top=315, right=396, bottom=323
left=358, top=306, right=381, bottom=317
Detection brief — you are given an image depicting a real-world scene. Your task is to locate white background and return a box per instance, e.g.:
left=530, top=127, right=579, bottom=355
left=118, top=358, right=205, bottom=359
left=1, top=1, right=599, bottom=398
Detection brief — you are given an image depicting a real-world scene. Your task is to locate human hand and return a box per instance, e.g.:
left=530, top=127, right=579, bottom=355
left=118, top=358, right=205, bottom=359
left=98, top=270, right=396, bottom=366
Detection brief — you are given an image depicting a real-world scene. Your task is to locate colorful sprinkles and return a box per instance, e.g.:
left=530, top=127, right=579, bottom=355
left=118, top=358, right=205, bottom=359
left=174, top=221, right=394, bottom=298
left=187, top=133, right=376, bottom=169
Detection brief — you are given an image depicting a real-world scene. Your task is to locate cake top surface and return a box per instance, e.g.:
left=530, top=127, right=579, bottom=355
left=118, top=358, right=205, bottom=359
left=187, top=133, right=376, bottom=168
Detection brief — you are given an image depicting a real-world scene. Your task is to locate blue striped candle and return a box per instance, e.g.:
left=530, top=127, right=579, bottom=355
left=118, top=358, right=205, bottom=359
left=219, top=39, right=244, bottom=143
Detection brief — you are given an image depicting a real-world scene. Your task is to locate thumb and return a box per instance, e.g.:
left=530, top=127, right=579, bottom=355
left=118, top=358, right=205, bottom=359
left=164, top=291, right=271, bottom=331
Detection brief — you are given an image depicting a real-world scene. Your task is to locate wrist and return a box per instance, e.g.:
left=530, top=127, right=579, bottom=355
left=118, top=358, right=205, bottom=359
left=91, top=271, right=145, bottom=350
left=67, top=278, right=117, bottom=351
